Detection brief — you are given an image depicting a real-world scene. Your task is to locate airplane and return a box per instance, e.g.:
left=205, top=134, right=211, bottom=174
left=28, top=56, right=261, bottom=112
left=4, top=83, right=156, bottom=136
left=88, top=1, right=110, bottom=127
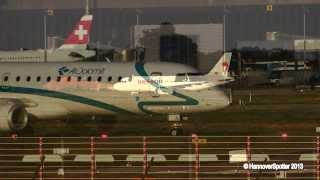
left=0, top=14, right=95, bottom=62
left=0, top=53, right=232, bottom=135
left=113, top=53, right=233, bottom=93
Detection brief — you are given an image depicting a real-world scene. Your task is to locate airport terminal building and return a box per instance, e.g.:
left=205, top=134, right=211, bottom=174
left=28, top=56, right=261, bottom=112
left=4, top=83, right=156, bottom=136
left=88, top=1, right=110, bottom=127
left=1, top=0, right=320, bottom=71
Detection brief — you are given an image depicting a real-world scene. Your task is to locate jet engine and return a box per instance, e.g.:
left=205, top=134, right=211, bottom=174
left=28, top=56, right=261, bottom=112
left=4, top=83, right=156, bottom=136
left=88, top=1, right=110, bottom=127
left=0, top=104, right=28, bottom=131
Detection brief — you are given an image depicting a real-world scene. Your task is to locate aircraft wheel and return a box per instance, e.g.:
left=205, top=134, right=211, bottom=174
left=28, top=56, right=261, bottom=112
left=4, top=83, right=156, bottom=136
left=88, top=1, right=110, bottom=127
left=171, top=129, right=178, bottom=136
left=170, top=128, right=182, bottom=136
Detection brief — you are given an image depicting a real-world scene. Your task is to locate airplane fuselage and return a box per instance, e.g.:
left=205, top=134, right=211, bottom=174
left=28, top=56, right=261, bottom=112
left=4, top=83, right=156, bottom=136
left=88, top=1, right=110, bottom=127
left=0, top=50, right=95, bottom=62
left=0, top=62, right=230, bottom=120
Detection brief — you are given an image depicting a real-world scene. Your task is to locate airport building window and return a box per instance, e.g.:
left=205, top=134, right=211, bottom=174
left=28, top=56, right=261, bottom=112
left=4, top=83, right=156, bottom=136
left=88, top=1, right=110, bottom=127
left=87, top=76, right=92, bottom=82
left=57, top=76, right=61, bottom=82
left=108, top=76, right=112, bottom=82
left=26, top=76, right=31, bottom=82
left=36, top=76, right=41, bottom=82
left=97, top=76, right=102, bottom=82
left=47, top=76, right=51, bottom=82
left=4, top=76, right=8, bottom=82
left=77, top=76, right=82, bottom=81
left=16, top=76, right=20, bottom=82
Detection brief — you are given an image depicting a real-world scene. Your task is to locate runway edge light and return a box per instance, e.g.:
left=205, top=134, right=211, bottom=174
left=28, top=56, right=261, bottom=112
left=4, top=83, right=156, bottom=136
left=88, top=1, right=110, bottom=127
left=281, top=132, right=288, bottom=139
left=100, top=133, right=108, bottom=139
left=10, top=133, right=18, bottom=140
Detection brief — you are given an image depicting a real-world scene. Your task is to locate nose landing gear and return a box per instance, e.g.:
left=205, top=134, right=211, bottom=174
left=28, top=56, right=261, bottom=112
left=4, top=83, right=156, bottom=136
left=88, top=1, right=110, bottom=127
left=168, top=114, right=186, bottom=136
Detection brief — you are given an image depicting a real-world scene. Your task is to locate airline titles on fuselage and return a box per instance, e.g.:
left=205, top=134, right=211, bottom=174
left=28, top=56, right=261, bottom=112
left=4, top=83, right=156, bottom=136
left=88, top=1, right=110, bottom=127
left=58, top=66, right=106, bottom=76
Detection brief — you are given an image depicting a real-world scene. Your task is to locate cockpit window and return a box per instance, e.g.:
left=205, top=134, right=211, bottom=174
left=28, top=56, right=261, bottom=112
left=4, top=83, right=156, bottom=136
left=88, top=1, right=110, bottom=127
left=176, top=73, right=186, bottom=76
left=151, top=72, right=162, bottom=76
left=176, top=73, right=202, bottom=76
left=120, top=77, right=131, bottom=82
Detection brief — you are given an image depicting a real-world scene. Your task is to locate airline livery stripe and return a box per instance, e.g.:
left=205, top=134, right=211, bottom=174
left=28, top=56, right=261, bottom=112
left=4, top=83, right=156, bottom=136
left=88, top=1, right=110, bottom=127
left=0, top=86, right=132, bottom=114
left=134, top=63, right=199, bottom=114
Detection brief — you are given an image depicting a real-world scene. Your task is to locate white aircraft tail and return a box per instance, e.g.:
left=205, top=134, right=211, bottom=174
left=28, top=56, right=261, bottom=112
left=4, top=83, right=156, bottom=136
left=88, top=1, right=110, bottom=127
left=59, top=14, right=93, bottom=50
left=206, top=52, right=232, bottom=78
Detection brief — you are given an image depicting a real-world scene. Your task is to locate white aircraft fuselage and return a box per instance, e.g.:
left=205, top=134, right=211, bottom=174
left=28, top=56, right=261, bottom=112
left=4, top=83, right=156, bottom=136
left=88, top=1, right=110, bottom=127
left=0, top=49, right=96, bottom=62
left=0, top=52, right=232, bottom=132
left=0, top=62, right=229, bottom=120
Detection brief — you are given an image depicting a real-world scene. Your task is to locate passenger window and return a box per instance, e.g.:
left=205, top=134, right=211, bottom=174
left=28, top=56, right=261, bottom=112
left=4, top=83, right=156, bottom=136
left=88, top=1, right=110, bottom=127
left=108, top=76, right=112, bottom=82
left=16, top=76, right=20, bottom=82
left=118, top=76, right=122, bottom=82
left=87, top=76, right=92, bottom=82
left=97, top=76, right=102, bottom=82
left=4, top=76, right=8, bottom=82
left=26, top=76, right=31, bottom=82
left=36, top=76, right=41, bottom=82
left=78, top=76, right=82, bottom=81
left=67, top=76, right=71, bottom=82
left=47, top=76, right=51, bottom=82
left=57, top=76, right=61, bottom=82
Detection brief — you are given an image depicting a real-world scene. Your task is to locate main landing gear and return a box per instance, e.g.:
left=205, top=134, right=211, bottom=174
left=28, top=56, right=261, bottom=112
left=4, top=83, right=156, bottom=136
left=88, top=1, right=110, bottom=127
left=168, top=114, right=188, bottom=136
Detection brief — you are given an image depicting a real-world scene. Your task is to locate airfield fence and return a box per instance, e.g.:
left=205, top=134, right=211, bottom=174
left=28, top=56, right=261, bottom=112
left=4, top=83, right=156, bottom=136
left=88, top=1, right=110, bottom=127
left=0, top=136, right=319, bottom=179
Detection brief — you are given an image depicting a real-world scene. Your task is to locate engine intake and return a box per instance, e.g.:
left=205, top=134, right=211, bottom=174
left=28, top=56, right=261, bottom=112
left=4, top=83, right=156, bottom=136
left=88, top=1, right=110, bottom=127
left=0, top=104, right=28, bottom=131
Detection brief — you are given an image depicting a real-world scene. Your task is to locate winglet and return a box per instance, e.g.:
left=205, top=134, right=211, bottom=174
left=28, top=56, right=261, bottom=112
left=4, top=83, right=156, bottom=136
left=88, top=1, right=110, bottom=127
left=59, top=14, right=93, bottom=49
left=207, top=52, right=232, bottom=77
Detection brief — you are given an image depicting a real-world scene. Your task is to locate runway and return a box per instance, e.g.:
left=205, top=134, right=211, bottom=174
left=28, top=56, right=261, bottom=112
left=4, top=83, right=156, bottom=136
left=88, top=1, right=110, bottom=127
left=0, top=136, right=318, bottom=179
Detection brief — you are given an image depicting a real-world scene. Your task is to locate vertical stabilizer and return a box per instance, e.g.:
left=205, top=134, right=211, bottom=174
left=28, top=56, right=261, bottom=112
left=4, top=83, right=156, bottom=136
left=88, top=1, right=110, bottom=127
left=207, top=52, right=232, bottom=78
left=59, top=14, right=93, bottom=49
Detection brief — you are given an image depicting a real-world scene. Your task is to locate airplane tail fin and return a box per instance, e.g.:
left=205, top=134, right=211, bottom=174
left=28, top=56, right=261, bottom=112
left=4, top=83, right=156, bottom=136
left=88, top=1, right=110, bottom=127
left=59, top=14, right=93, bottom=50
left=206, top=52, right=232, bottom=78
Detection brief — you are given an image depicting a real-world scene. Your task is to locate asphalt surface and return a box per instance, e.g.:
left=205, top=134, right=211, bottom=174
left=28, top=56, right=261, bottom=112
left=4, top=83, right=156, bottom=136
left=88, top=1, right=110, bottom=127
left=0, top=136, right=318, bottom=179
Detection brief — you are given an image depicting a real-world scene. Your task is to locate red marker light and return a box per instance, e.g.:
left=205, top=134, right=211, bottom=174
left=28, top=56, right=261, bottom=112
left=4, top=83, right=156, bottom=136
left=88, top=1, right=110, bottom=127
left=100, top=133, right=108, bottom=139
left=191, top=134, right=198, bottom=138
left=10, top=134, right=18, bottom=140
left=281, top=133, right=288, bottom=139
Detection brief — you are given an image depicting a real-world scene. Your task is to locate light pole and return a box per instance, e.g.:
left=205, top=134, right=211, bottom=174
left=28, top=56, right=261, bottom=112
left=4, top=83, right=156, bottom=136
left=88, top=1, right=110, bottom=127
left=136, top=9, right=142, bottom=25
left=43, top=9, right=54, bottom=62
left=85, top=0, right=90, bottom=15
left=303, top=5, right=308, bottom=84
left=43, top=14, right=47, bottom=62
left=223, top=5, right=230, bottom=54
left=223, top=5, right=226, bottom=53
left=303, top=5, right=307, bottom=64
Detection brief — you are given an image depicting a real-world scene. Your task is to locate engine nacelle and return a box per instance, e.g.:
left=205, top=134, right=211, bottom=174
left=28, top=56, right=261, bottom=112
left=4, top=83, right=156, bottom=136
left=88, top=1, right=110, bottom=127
left=0, top=104, right=28, bottom=131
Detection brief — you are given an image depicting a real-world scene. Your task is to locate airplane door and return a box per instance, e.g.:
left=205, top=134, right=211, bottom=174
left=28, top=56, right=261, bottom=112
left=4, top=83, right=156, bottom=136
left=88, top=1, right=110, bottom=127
left=1, top=72, right=10, bottom=88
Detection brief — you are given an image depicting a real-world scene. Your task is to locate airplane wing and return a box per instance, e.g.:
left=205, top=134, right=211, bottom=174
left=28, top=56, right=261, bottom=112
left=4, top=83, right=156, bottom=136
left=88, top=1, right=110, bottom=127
left=157, top=81, right=206, bottom=91
left=68, top=50, right=96, bottom=60
left=68, top=52, right=85, bottom=58
left=0, top=98, right=38, bottom=108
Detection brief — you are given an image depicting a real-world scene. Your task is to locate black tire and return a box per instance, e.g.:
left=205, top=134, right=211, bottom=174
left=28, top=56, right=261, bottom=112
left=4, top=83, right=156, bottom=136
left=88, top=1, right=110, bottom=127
left=171, top=129, right=178, bottom=136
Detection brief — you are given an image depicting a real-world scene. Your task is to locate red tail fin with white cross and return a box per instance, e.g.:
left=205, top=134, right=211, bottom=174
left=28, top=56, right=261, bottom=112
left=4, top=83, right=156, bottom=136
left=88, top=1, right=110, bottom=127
left=59, top=14, right=93, bottom=49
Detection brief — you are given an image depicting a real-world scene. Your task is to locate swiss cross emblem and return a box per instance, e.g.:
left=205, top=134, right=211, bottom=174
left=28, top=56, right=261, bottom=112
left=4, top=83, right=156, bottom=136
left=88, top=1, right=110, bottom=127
left=222, top=62, right=229, bottom=72
left=74, top=25, right=88, bottom=40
